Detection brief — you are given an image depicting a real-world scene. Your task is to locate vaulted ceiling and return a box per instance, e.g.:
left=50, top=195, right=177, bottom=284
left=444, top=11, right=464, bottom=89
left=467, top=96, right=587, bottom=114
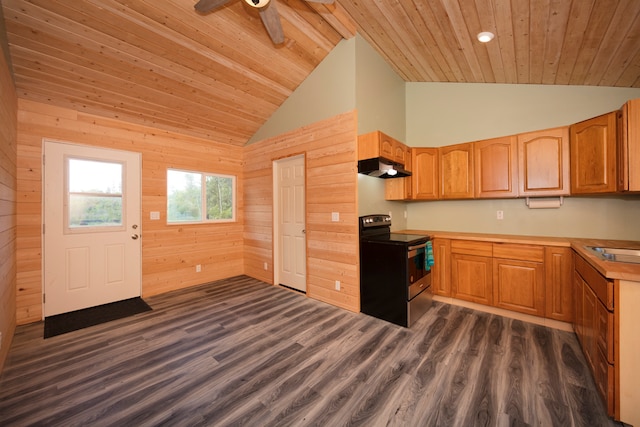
left=2, top=0, right=639, bottom=146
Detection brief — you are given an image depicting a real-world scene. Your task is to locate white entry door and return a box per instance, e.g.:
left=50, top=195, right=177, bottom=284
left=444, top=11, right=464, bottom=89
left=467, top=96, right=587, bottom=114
left=275, top=155, right=306, bottom=292
left=43, top=140, right=142, bottom=317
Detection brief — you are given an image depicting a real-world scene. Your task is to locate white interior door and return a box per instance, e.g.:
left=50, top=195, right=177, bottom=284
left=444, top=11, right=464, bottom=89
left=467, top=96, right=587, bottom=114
left=43, top=140, right=142, bottom=317
left=275, top=155, right=306, bottom=292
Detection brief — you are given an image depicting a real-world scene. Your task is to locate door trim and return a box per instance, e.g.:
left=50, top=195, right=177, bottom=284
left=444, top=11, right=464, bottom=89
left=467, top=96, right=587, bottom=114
left=42, top=138, right=142, bottom=317
left=272, top=153, right=307, bottom=292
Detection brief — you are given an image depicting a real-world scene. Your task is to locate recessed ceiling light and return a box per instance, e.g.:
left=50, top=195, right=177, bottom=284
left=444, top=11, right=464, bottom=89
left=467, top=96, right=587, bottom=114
left=477, top=32, right=495, bottom=43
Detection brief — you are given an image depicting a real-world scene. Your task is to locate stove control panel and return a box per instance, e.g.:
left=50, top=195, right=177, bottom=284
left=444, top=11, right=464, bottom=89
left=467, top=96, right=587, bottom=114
left=360, top=214, right=392, bottom=229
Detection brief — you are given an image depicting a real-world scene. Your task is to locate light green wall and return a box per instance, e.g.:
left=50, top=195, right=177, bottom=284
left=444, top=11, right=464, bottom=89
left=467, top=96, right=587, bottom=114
left=355, top=36, right=405, bottom=140
left=247, top=35, right=640, bottom=241
left=405, top=83, right=640, bottom=240
left=407, top=196, right=640, bottom=240
left=406, top=83, right=640, bottom=146
left=353, top=36, right=407, bottom=227
left=247, top=37, right=357, bottom=144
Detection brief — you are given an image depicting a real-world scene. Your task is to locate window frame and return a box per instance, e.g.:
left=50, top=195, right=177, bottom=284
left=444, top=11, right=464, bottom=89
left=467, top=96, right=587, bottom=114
left=63, top=155, right=126, bottom=234
left=166, top=168, right=237, bottom=224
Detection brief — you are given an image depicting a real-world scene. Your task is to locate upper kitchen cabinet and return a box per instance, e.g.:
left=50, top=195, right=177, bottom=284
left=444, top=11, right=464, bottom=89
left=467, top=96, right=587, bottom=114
left=412, top=148, right=439, bottom=200
left=474, top=136, right=518, bottom=198
left=617, top=98, right=640, bottom=192
left=439, top=143, right=474, bottom=199
left=570, top=111, right=618, bottom=194
left=517, top=127, right=570, bottom=196
left=358, top=131, right=407, bottom=164
left=385, top=146, right=413, bottom=200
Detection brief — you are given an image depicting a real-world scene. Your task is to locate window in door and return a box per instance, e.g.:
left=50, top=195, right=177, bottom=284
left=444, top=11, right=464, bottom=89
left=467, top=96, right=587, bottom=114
left=65, top=157, right=124, bottom=232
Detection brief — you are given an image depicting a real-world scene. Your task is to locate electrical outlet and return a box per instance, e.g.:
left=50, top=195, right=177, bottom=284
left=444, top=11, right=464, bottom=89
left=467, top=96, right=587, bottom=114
left=263, top=262, right=268, bottom=271
left=496, top=210, right=504, bottom=220
left=196, top=264, right=201, bottom=272
left=331, top=212, right=339, bottom=222
left=335, top=280, right=340, bottom=291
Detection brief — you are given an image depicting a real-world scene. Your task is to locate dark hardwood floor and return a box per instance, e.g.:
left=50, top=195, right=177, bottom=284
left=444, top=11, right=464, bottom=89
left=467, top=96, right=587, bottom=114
left=0, top=276, right=622, bottom=426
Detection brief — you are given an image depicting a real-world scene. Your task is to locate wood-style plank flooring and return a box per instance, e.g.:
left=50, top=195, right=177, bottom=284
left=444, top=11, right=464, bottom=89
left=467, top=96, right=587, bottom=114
left=0, top=276, right=623, bottom=426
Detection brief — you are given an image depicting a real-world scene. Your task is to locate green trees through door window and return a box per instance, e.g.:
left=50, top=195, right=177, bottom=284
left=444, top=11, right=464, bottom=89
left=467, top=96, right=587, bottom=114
left=67, top=158, right=123, bottom=229
left=167, top=169, right=236, bottom=223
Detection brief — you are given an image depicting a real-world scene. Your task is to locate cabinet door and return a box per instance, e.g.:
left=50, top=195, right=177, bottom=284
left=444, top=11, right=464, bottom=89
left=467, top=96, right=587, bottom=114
left=385, top=146, right=412, bottom=201
left=412, top=148, right=439, bottom=200
left=618, top=99, right=640, bottom=191
left=439, top=143, right=474, bottom=199
left=518, top=127, right=570, bottom=196
left=474, top=136, right=518, bottom=198
left=573, top=270, right=585, bottom=342
left=596, top=300, right=614, bottom=364
left=594, top=347, right=615, bottom=416
left=379, top=133, right=395, bottom=160
left=544, top=247, right=573, bottom=322
left=451, top=253, right=492, bottom=305
left=583, top=283, right=597, bottom=370
left=432, top=238, right=451, bottom=296
left=493, top=258, right=545, bottom=316
left=570, top=111, right=617, bottom=194
left=392, top=141, right=407, bottom=164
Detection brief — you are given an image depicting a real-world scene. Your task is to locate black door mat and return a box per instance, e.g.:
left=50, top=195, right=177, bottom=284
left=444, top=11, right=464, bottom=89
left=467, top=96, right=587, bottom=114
left=44, top=297, right=152, bottom=338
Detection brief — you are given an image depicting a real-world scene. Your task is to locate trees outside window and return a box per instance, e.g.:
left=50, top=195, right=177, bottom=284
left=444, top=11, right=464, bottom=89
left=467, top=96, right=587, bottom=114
left=167, top=169, right=235, bottom=223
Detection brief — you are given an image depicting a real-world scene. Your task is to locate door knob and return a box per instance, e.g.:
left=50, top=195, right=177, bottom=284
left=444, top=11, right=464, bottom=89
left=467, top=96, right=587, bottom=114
left=131, top=234, right=139, bottom=240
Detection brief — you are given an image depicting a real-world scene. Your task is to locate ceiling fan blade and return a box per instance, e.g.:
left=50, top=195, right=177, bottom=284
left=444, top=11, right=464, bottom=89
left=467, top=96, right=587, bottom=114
left=304, top=0, right=335, bottom=3
left=258, top=1, right=285, bottom=44
left=194, top=0, right=233, bottom=13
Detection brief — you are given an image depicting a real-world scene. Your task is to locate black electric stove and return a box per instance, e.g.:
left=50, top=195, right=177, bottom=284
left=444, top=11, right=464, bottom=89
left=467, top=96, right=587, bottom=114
left=359, top=214, right=433, bottom=327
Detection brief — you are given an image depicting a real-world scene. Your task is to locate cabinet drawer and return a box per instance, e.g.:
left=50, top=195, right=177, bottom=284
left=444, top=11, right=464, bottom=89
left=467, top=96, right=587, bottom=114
left=493, top=243, right=544, bottom=262
left=574, top=253, right=614, bottom=310
left=597, top=300, right=614, bottom=364
left=451, top=240, right=492, bottom=257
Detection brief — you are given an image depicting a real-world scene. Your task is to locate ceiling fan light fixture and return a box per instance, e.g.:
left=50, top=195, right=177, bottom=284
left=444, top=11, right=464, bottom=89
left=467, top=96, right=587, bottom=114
left=244, top=0, right=270, bottom=7
left=477, top=31, right=495, bottom=43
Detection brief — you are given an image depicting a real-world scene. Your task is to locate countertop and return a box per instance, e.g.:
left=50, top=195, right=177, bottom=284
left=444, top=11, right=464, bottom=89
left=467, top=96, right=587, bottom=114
left=397, top=229, right=640, bottom=282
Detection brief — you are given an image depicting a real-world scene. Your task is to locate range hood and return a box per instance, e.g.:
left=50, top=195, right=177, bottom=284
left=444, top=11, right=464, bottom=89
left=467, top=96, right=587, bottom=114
left=358, top=157, right=412, bottom=179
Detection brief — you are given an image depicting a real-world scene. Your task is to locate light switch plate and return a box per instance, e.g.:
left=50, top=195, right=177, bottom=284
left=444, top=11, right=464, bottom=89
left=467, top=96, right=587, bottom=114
left=150, top=211, right=160, bottom=220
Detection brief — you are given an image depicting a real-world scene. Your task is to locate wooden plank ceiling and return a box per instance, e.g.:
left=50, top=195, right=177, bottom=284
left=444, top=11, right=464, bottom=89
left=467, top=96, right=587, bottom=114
left=2, top=0, right=639, bottom=146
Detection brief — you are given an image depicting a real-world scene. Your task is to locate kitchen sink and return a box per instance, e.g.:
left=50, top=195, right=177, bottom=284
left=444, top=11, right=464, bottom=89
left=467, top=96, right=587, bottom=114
left=587, top=246, right=640, bottom=264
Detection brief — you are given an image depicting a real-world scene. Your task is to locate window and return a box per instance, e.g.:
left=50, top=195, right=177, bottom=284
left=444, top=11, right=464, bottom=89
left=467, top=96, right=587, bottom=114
left=66, top=157, right=124, bottom=231
left=167, top=169, right=236, bottom=223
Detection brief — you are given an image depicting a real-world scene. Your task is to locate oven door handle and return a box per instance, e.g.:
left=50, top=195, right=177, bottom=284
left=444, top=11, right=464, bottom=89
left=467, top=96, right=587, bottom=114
left=408, top=242, right=428, bottom=252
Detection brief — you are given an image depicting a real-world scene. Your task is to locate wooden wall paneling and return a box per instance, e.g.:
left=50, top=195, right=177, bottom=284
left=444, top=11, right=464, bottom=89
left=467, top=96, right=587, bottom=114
left=243, top=111, right=359, bottom=312
left=15, top=99, right=244, bottom=323
left=0, top=41, right=17, bottom=372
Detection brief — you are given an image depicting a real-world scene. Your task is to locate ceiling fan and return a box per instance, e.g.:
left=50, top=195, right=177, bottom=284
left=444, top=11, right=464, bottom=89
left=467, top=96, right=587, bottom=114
left=194, top=0, right=335, bottom=45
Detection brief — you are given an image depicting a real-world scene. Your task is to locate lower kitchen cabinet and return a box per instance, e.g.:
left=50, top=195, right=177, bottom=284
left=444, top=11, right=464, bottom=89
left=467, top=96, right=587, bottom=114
left=431, top=238, right=451, bottom=296
left=493, top=258, right=545, bottom=316
left=573, top=252, right=616, bottom=418
left=544, top=247, right=573, bottom=322
left=450, top=240, right=493, bottom=305
left=451, top=254, right=492, bottom=305
left=443, top=240, right=573, bottom=322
